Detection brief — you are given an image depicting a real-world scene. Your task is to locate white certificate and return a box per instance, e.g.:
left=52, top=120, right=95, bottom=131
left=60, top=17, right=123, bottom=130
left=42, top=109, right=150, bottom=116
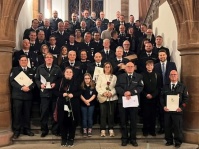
left=46, top=82, right=52, bottom=89
left=27, top=58, right=31, bottom=68
left=167, top=95, right=179, bottom=111
left=93, top=67, right=103, bottom=81
left=40, top=75, right=46, bottom=84
left=14, top=71, right=33, bottom=87
left=122, top=95, right=139, bottom=108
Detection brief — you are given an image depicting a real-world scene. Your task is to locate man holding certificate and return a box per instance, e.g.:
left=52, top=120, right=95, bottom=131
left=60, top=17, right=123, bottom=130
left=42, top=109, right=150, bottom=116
left=35, top=53, right=62, bottom=137
left=160, top=70, right=189, bottom=148
left=116, top=62, right=144, bottom=147
left=10, top=55, right=35, bottom=139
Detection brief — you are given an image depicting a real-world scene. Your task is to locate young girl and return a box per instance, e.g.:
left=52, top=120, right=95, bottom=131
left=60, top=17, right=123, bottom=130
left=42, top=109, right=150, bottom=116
left=80, top=73, right=97, bottom=137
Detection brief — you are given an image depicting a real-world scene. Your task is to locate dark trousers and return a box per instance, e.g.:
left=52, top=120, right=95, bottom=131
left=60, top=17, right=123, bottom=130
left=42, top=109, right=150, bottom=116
left=60, top=111, right=76, bottom=141
left=118, top=103, right=138, bottom=142
left=158, top=103, right=164, bottom=129
left=12, top=99, right=32, bottom=133
left=100, top=101, right=116, bottom=130
left=164, top=112, right=183, bottom=144
left=142, top=101, right=156, bottom=133
left=40, top=97, right=59, bottom=133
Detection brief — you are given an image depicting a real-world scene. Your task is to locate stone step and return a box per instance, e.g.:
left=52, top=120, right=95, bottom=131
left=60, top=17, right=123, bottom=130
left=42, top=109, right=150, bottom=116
left=12, top=127, right=164, bottom=144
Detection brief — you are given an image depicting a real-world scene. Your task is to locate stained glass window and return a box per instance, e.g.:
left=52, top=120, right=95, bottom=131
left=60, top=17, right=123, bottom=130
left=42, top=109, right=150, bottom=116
left=68, top=0, right=103, bottom=19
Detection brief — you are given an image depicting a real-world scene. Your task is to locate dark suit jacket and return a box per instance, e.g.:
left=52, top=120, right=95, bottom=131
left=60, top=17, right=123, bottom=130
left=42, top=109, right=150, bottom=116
left=137, top=52, right=158, bottom=73
left=70, top=21, right=81, bottom=33
left=12, top=49, right=38, bottom=69
left=111, top=58, right=129, bottom=76
left=100, top=50, right=115, bottom=62
left=23, top=27, right=39, bottom=40
left=154, top=61, right=177, bottom=86
left=61, top=61, right=83, bottom=82
left=38, top=26, right=53, bottom=41
left=115, top=72, right=144, bottom=103
left=87, top=62, right=104, bottom=77
left=35, top=64, right=62, bottom=98
left=153, top=46, right=171, bottom=62
left=53, top=31, right=70, bottom=49
left=49, top=17, right=63, bottom=32
left=10, top=67, right=35, bottom=100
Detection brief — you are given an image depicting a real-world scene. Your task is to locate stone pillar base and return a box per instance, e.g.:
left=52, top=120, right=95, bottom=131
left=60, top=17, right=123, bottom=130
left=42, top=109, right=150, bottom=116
left=183, top=130, right=199, bottom=144
left=0, top=130, right=13, bottom=147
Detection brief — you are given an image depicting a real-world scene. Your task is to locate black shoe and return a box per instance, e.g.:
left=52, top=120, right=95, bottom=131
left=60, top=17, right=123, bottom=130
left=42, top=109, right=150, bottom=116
left=158, top=128, right=165, bottom=134
left=130, top=140, right=138, bottom=147
left=67, top=139, right=74, bottom=147
left=41, top=131, right=48, bottom=137
left=23, top=131, right=34, bottom=136
left=165, top=142, right=173, bottom=146
left=61, top=139, right=67, bottom=146
left=12, top=132, right=20, bottom=139
left=175, top=143, right=181, bottom=148
left=143, top=132, right=148, bottom=137
left=121, top=141, right=128, bottom=146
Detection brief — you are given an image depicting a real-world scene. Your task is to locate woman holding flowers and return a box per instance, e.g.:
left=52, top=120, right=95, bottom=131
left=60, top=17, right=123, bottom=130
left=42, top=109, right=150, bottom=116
left=96, top=62, right=118, bottom=137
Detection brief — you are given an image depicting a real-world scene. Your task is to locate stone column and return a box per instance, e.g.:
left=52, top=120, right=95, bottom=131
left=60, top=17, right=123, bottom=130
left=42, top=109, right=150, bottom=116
left=121, top=0, right=129, bottom=22
left=167, top=0, right=199, bottom=144
left=0, top=0, right=25, bottom=147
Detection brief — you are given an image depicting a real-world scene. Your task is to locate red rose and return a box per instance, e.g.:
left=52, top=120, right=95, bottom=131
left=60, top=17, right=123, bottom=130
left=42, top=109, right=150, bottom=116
left=107, top=81, right=110, bottom=85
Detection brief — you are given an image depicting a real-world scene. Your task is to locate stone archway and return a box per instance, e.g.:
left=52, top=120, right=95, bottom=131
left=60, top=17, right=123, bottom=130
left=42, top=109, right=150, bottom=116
left=167, top=0, right=199, bottom=144
left=0, top=0, right=25, bottom=147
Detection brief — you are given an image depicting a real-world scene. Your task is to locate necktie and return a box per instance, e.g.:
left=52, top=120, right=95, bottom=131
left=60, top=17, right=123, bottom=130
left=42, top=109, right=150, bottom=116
left=97, top=64, right=100, bottom=67
left=147, top=53, right=151, bottom=57
left=51, top=47, right=54, bottom=51
left=106, top=51, right=109, bottom=60
left=24, top=52, right=28, bottom=56
left=118, top=60, right=121, bottom=63
left=48, top=67, right=50, bottom=72
left=70, top=63, right=74, bottom=67
left=162, top=62, right=165, bottom=85
left=171, top=84, right=175, bottom=91
left=23, top=68, right=27, bottom=72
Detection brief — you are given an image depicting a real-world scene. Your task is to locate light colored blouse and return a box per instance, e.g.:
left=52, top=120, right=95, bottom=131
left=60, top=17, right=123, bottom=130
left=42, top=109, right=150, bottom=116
left=96, top=73, right=118, bottom=101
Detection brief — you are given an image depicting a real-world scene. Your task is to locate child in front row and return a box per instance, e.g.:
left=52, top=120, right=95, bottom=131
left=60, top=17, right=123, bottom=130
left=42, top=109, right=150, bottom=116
left=80, top=73, right=97, bottom=137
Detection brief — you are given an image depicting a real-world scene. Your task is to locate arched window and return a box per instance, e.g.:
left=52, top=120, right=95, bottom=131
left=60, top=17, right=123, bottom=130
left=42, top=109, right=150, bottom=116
left=69, top=0, right=103, bottom=19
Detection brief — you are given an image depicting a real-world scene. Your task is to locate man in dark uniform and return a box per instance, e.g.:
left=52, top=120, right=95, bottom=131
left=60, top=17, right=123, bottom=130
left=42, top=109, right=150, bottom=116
left=91, top=31, right=103, bottom=53
left=61, top=50, right=83, bottom=82
left=111, top=46, right=129, bottom=76
left=112, top=11, right=121, bottom=27
left=99, top=11, right=109, bottom=32
left=53, top=22, right=70, bottom=49
left=13, top=39, right=38, bottom=70
left=153, top=35, right=171, bottom=62
left=10, top=55, right=35, bottom=139
left=115, top=62, right=144, bottom=147
left=100, top=39, right=115, bottom=62
left=137, top=42, right=158, bottom=73
left=23, top=19, right=39, bottom=40
left=160, top=70, right=189, bottom=148
left=34, top=30, right=47, bottom=55
left=35, top=53, right=62, bottom=137
left=154, top=49, right=177, bottom=134
left=81, top=10, right=94, bottom=29
left=49, top=10, right=63, bottom=33
left=39, top=19, right=53, bottom=41
left=70, top=13, right=81, bottom=34
left=48, top=35, right=60, bottom=58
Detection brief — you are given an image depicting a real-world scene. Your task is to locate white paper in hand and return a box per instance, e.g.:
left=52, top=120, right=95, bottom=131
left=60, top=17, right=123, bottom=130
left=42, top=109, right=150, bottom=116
left=167, top=95, right=179, bottom=111
left=40, top=75, right=46, bottom=84
left=14, top=71, right=33, bottom=86
left=64, top=105, right=70, bottom=112
left=122, top=95, right=139, bottom=108
left=46, top=82, right=52, bottom=89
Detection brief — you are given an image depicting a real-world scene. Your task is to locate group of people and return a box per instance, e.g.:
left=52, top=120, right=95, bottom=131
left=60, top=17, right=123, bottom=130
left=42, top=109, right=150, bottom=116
left=10, top=9, right=189, bottom=148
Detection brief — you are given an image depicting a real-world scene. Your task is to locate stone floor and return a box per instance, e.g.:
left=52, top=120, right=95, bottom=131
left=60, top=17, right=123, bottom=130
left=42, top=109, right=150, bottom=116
left=1, top=140, right=198, bottom=149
